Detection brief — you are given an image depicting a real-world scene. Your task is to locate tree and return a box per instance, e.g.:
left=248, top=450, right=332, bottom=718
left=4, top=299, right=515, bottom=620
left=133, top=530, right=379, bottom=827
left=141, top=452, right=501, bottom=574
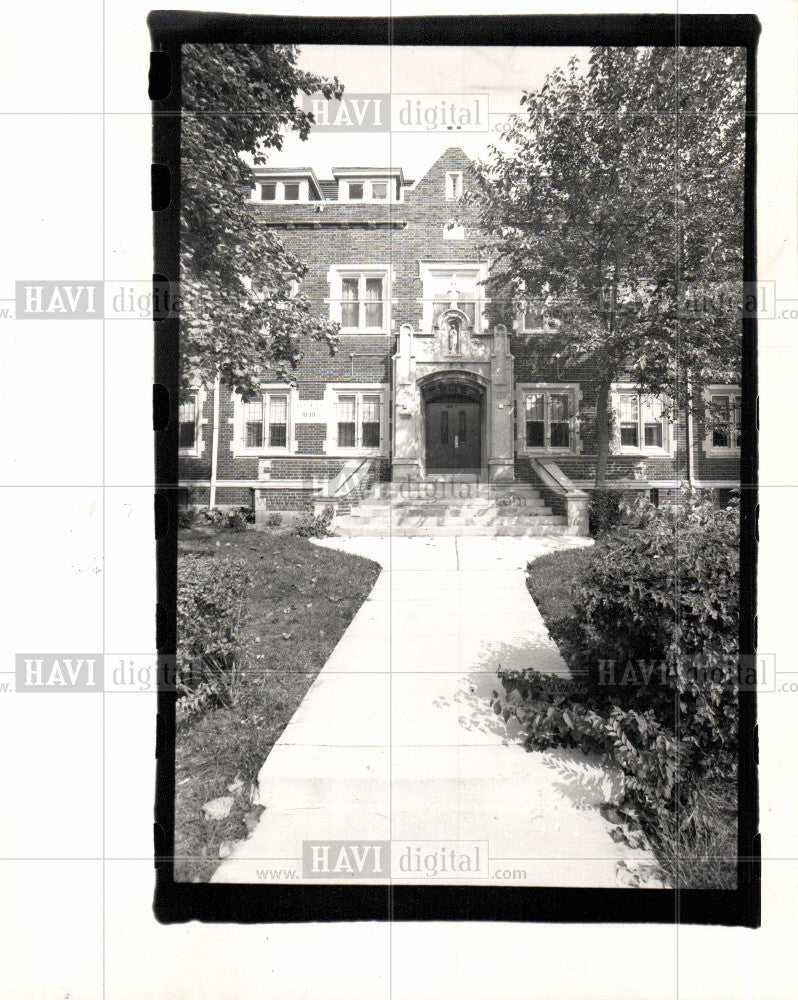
left=180, top=44, right=343, bottom=397
left=470, top=47, right=746, bottom=487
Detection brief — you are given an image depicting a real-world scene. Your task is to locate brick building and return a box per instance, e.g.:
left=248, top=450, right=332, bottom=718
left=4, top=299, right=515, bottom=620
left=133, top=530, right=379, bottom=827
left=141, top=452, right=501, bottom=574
left=178, top=147, right=741, bottom=528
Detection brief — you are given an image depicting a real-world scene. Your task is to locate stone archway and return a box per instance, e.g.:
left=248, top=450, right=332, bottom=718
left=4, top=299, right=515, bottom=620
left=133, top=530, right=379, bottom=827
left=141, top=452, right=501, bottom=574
left=418, top=370, right=487, bottom=475
left=392, top=322, right=515, bottom=483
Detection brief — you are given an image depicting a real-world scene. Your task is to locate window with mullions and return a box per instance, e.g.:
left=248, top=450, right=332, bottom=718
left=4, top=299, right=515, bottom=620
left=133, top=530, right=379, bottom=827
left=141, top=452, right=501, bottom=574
left=617, top=391, right=668, bottom=452
left=335, top=392, right=382, bottom=451
left=709, top=392, right=742, bottom=450
left=337, top=272, right=386, bottom=330
left=523, top=390, right=573, bottom=451
left=242, top=392, right=290, bottom=451
left=178, top=395, right=198, bottom=450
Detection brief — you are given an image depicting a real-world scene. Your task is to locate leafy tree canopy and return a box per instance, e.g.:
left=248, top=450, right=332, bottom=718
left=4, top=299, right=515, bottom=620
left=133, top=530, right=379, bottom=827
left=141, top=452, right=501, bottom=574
left=470, top=47, right=746, bottom=485
left=180, top=43, right=343, bottom=397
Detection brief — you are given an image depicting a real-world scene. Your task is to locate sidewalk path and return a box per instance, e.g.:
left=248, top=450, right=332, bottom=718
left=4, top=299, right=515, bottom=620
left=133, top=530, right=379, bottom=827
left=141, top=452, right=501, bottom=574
left=213, top=536, right=663, bottom=887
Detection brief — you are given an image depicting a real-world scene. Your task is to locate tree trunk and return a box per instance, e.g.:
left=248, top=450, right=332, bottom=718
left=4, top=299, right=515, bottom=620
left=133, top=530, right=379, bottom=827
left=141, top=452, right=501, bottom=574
left=594, top=378, right=612, bottom=489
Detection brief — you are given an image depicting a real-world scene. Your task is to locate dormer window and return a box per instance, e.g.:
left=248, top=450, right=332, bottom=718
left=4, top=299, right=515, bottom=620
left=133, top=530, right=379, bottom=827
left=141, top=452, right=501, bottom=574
left=333, top=168, right=404, bottom=202
left=253, top=170, right=322, bottom=203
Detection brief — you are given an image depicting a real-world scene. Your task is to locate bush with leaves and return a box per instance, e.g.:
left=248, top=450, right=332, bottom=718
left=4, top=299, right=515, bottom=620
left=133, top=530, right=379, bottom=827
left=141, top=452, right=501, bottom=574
left=496, top=493, right=739, bottom=851
left=588, top=489, right=622, bottom=535
left=178, top=504, right=198, bottom=529
left=576, top=493, right=740, bottom=759
left=292, top=505, right=334, bottom=538
left=227, top=508, right=249, bottom=532
left=176, top=554, right=250, bottom=719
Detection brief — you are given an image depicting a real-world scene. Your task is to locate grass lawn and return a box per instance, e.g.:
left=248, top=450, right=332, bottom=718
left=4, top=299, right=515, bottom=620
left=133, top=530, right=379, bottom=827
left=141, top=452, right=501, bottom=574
left=525, top=546, right=595, bottom=655
left=174, top=527, right=380, bottom=882
left=525, top=544, right=737, bottom=890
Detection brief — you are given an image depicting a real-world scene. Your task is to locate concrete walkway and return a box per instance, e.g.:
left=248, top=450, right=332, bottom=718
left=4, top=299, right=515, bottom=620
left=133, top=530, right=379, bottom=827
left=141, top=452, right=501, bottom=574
left=213, top=536, right=663, bottom=888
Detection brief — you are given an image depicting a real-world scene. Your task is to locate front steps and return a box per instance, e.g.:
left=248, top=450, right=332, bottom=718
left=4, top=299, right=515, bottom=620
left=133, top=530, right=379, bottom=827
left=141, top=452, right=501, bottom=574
left=333, top=480, right=574, bottom=537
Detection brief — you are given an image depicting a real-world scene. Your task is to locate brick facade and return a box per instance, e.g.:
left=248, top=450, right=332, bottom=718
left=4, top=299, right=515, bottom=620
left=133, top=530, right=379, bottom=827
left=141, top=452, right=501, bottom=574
left=179, top=147, right=740, bottom=509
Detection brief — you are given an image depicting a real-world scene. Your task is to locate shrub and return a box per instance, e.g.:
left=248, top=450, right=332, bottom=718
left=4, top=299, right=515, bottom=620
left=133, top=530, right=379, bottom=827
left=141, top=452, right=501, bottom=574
left=588, top=489, right=621, bottom=535
left=575, top=493, right=739, bottom=760
left=227, top=509, right=248, bottom=532
left=176, top=554, right=250, bottom=720
left=197, top=506, right=226, bottom=526
left=496, top=493, right=739, bottom=859
left=292, top=505, right=334, bottom=538
left=264, top=511, right=282, bottom=528
left=178, top=504, right=197, bottom=529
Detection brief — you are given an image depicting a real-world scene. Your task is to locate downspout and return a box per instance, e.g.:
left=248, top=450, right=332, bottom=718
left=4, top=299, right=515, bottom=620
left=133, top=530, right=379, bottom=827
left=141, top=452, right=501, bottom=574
left=209, top=375, right=221, bottom=508
left=685, top=376, right=696, bottom=492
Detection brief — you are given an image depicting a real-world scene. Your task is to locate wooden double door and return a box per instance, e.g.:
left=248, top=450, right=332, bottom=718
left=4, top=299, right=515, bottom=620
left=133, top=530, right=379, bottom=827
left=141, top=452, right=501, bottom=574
left=425, top=396, right=482, bottom=472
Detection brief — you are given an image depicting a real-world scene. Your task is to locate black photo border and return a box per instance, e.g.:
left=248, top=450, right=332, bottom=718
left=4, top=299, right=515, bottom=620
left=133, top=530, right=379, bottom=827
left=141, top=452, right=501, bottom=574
left=150, top=11, right=760, bottom=927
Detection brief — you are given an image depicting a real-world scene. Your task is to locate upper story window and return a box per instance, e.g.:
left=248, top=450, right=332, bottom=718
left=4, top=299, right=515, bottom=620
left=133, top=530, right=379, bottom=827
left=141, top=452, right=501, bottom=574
left=518, top=385, right=579, bottom=453
left=421, top=263, right=487, bottom=333
left=328, top=266, right=391, bottom=332
left=334, top=171, right=403, bottom=202
left=705, top=386, right=741, bottom=454
left=446, top=172, right=463, bottom=200
left=612, top=387, right=671, bottom=454
left=255, top=177, right=315, bottom=202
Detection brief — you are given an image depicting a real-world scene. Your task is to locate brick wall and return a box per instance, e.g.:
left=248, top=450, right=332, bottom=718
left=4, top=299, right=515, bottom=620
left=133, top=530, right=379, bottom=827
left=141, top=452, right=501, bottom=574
left=176, top=147, right=741, bottom=504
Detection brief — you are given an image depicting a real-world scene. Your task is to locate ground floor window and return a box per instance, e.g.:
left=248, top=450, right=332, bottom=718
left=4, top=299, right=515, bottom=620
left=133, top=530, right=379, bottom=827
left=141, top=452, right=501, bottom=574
left=708, top=390, right=742, bottom=451
left=519, top=385, right=578, bottom=453
left=236, top=388, right=292, bottom=454
left=335, top=391, right=382, bottom=450
left=613, top=388, right=670, bottom=454
left=178, top=394, right=198, bottom=450
left=178, top=388, right=206, bottom=457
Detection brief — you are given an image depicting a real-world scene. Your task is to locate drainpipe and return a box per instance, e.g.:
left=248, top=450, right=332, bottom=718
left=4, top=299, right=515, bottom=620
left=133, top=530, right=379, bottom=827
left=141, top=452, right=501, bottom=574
left=209, top=375, right=221, bottom=508
left=685, top=376, right=696, bottom=492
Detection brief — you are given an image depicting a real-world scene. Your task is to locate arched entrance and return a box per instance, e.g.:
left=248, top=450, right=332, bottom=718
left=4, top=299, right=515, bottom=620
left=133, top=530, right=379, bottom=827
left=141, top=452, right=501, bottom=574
left=418, top=371, right=486, bottom=475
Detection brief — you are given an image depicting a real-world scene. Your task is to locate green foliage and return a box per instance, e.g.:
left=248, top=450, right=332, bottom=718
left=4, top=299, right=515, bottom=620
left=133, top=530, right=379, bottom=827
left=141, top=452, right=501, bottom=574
left=469, top=47, right=745, bottom=485
left=576, top=493, right=740, bottom=756
left=197, top=506, right=226, bottom=526
left=227, top=507, right=253, bottom=532
left=292, top=505, right=334, bottom=538
left=178, top=504, right=198, bottom=529
left=180, top=44, right=343, bottom=395
left=176, top=554, right=250, bottom=719
left=588, top=489, right=621, bottom=535
left=498, top=494, right=739, bottom=852
left=264, top=511, right=283, bottom=527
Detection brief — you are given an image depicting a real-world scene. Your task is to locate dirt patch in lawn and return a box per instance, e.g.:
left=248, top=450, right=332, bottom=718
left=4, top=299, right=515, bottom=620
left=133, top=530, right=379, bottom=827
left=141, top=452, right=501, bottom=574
left=174, top=528, right=380, bottom=882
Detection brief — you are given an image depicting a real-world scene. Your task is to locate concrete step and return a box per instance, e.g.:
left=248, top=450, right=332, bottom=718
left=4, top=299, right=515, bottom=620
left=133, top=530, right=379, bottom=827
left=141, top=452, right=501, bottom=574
left=370, top=483, right=541, bottom=501
left=341, top=512, right=564, bottom=527
left=333, top=523, right=575, bottom=537
left=350, top=499, right=551, bottom=515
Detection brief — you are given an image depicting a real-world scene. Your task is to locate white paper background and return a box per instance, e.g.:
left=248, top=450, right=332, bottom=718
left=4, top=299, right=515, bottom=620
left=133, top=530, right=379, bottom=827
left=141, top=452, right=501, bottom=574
left=0, top=2, right=795, bottom=998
